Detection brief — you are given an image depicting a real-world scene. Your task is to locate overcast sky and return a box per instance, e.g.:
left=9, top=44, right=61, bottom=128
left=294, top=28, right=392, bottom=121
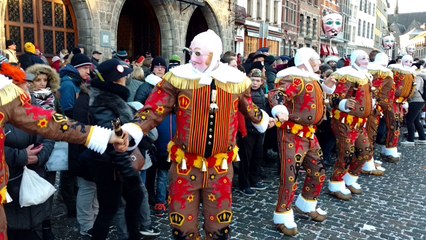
left=387, top=0, right=426, bottom=13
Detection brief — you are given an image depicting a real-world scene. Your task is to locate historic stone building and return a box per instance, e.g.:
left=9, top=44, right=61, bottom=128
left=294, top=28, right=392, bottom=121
left=0, top=0, right=235, bottom=62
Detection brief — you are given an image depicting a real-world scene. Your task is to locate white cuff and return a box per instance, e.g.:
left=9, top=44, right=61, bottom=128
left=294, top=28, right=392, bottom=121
left=343, top=172, right=359, bottom=186
left=121, top=123, right=144, bottom=151
left=252, top=109, right=270, bottom=133
left=362, top=158, right=375, bottom=171
left=328, top=181, right=350, bottom=194
left=273, top=209, right=297, bottom=228
left=338, top=99, right=351, bottom=112
left=295, top=194, right=318, bottom=213
left=86, top=126, right=112, bottom=154
left=271, top=105, right=289, bottom=119
left=321, top=82, right=336, bottom=94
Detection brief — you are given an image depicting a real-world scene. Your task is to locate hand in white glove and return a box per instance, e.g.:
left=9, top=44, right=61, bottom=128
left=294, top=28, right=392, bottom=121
left=402, top=102, right=409, bottom=112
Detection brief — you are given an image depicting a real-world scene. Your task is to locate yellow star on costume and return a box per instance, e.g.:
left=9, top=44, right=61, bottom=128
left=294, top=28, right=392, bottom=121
left=208, top=193, right=216, bottom=202
left=187, top=195, right=194, bottom=203
left=156, top=106, right=165, bottom=114
left=37, top=118, right=48, bottom=128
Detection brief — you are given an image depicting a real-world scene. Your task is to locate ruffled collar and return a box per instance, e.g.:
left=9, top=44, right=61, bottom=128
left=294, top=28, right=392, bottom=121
left=170, top=63, right=247, bottom=85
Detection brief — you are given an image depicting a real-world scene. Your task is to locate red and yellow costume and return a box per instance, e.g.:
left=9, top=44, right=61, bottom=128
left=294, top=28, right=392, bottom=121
left=268, top=47, right=333, bottom=236
left=0, top=63, right=113, bottom=239
left=363, top=62, right=395, bottom=173
left=126, top=61, right=269, bottom=239
left=328, top=65, right=373, bottom=198
left=382, top=64, right=416, bottom=161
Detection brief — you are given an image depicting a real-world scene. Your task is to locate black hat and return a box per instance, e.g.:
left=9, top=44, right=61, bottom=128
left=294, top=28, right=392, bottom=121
left=92, top=50, right=102, bottom=55
left=5, top=40, right=15, bottom=48
left=150, top=56, right=167, bottom=72
left=71, top=53, right=92, bottom=68
left=96, top=59, right=132, bottom=83
left=253, top=51, right=267, bottom=60
left=72, top=48, right=82, bottom=55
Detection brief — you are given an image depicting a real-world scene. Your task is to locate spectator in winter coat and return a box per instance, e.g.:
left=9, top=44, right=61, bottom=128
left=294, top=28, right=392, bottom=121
left=3, top=40, right=18, bottom=64
left=19, top=42, right=44, bottom=70
left=59, top=53, right=92, bottom=117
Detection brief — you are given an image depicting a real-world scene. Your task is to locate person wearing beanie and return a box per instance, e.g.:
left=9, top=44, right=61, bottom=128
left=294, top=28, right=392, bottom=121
left=86, top=59, right=145, bottom=240
left=91, top=50, right=102, bottom=67
left=59, top=53, right=92, bottom=117
left=268, top=47, right=336, bottom=236
left=327, top=49, right=375, bottom=201
left=19, top=42, right=45, bottom=70
left=0, top=63, right=128, bottom=240
left=3, top=39, right=18, bottom=64
left=264, top=55, right=277, bottom=91
left=134, top=56, right=167, bottom=104
left=381, top=55, right=417, bottom=161
left=58, top=52, right=94, bottom=220
left=50, top=56, right=62, bottom=73
left=360, top=53, right=394, bottom=176
left=169, top=54, right=181, bottom=69
left=129, top=29, right=272, bottom=239
left=115, top=50, right=128, bottom=61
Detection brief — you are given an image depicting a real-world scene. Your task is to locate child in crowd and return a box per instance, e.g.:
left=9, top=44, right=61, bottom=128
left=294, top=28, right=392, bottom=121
left=237, top=68, right=268, bottom=196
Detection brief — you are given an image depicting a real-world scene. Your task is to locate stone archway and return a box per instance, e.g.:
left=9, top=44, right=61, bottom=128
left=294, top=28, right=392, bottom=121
left=117, top=0, right=161, bottom=58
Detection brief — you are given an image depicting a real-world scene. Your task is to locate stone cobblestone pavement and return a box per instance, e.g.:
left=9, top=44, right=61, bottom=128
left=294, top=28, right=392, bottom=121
left=52, top=143, right=426, bottom=239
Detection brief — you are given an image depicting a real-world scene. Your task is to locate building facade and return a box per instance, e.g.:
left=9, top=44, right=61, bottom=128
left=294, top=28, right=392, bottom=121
left=298, top=0, right=321, bottom=54
left=374, top=0, right=390, bottom=50
left=1, top=0, right=236, bottom=62
left=235, top=0, right=283, bottom=58
left=282, top=0, right=299, bottom=56
left=353, top=0, right=376, bottom=52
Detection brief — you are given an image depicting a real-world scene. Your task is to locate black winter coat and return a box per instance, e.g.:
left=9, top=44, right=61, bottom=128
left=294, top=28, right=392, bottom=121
left=4, top=123, right=55, bottom=230
left=134, top=74, right=162, bottom=104
left=245, top=88, right=268, bottom=134
left=19, top=52, right=45, bottom=70
left=88, top=80, right=138, bottom=180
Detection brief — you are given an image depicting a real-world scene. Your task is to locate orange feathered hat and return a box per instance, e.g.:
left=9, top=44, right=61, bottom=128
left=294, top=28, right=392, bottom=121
left=0, top=63, right=26, bottom=84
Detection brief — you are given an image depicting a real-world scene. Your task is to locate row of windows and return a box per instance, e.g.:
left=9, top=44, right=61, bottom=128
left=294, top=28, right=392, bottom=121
left=247, top=0, right=280, bottom=24
left=357, top=19, right=374, bottom=40
left=299, top=15, right=318, bottom=37
left=360, top=0, right=375, bottom=16
left=285, top=0, right=297, bottom=25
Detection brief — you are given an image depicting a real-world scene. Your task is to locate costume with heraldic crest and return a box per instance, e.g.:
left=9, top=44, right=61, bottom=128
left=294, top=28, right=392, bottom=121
left=381, top=55, right=416, bottom=162
left=268, top=48, right=335, bottom=236
left=0, top=63, right=124, bottom=239
left=120, top=30, right=270, bottom=239
left=327, top=50, right=374, bottom=200
left=362, top=53, right=395, bottom=175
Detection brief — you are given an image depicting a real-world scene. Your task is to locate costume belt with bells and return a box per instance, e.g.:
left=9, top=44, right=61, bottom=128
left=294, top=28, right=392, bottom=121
left=276, top=121, right=316, bottom=139
left=332, top=109, right=368, bottom=129
left=167, top=141, right=239, bottom=171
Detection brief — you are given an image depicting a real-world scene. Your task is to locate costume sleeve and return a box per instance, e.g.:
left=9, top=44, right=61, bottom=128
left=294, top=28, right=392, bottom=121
left=238, top=86, right=269, bottom=133
left=132, top=79, right=178, bottom=134
left=4, top=95, right=111, bottom=154
left=330, top=74, right=352, bottom=111
left=268, top=76, right=302, bottom=117
left=377, top=75, right=395, bottom=110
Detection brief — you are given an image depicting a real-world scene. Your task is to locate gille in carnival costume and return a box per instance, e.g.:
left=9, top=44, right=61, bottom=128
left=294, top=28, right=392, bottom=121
left=123, top=30, right=271, bottom=239
left=362, top=53, right=395, bottom=175
left=382, top=55, right=416, bottom=162
left=0, top=63, right=126, bottom=239
left=268, top=48, right=336, bottom=236
left=328, top=50, right=374, bottom=200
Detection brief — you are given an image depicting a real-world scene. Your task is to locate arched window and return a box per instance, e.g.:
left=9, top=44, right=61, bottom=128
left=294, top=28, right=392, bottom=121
left=5, top=0, right=77, bottom=56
